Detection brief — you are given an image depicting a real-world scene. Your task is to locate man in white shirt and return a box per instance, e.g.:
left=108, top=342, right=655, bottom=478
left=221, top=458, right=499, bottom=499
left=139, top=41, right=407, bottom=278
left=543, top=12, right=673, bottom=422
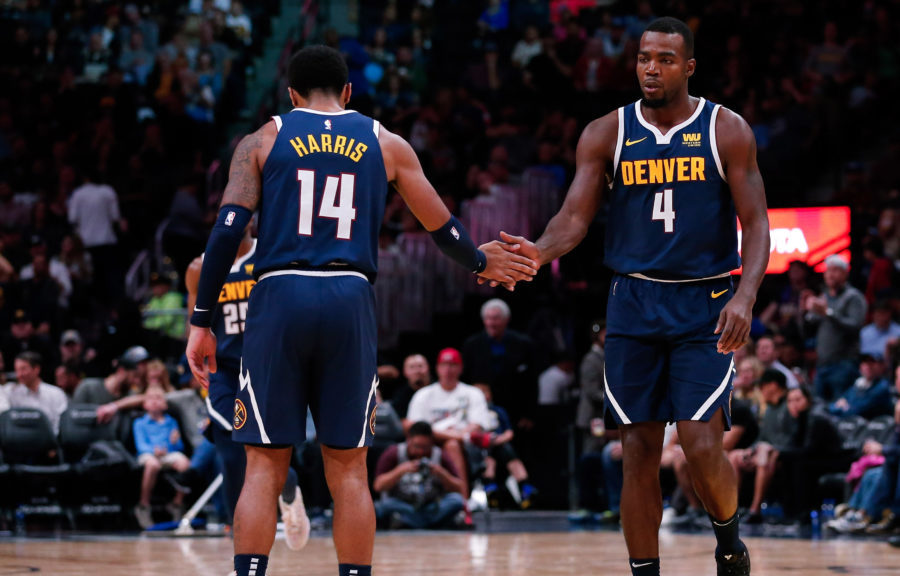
left=68, top=170, right=126, bottom=301
left=405, top=347, right=491, bottom=499
left=755, top=335, right=799, bottom=389
left=9, top=351, right=68, bottom=435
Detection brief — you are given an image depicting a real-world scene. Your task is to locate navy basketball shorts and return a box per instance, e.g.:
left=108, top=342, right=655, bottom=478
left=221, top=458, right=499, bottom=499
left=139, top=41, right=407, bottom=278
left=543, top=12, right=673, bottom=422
left=603, top=273, right=735, bottom=429
left=233, top=270, right=379, bottom=448
left=207, top=364, right=239, bottom=433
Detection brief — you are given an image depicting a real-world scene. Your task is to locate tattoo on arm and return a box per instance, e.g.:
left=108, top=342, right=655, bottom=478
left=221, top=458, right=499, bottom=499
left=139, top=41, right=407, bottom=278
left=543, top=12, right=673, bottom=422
left=221, top=130, right=262, bottom=209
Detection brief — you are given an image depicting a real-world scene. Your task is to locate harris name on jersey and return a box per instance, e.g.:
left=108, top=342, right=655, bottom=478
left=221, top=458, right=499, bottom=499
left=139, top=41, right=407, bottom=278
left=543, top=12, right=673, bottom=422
left=287, top=132, right=369, bottom=162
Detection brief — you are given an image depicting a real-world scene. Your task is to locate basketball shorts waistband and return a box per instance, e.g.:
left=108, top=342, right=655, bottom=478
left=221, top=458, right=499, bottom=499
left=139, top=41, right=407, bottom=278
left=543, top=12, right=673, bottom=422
left=258, top=269, right=369, bottom=282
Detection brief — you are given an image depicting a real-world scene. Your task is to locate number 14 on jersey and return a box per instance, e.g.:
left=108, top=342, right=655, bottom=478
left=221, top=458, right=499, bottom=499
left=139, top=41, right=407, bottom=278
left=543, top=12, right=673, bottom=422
left=297, top=169, right=357, bottom=239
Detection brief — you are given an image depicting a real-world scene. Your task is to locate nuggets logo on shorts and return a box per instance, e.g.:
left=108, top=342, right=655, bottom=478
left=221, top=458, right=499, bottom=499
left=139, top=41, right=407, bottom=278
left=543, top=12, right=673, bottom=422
left=233, top=399, right=247, bottom=430
left=369, top=406, right=377, bottom=436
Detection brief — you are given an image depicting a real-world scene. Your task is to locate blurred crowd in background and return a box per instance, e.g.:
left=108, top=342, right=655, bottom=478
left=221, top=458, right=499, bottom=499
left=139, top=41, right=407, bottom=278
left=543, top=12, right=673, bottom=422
left=2, top=0, right=900, bottom=534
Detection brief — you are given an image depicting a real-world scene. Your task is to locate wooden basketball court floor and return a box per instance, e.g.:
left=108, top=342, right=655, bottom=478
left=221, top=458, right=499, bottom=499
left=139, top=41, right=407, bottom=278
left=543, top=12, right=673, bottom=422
left=1, top=529, right=897, bottom=575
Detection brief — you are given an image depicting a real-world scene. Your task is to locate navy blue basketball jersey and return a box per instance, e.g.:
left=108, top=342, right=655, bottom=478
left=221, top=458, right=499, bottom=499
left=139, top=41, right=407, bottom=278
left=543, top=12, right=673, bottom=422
left=210, top=240, right=256, bottom=369
left=255, top=108, right=388, bottom=281
left=605, top=98, right=740, bottom=279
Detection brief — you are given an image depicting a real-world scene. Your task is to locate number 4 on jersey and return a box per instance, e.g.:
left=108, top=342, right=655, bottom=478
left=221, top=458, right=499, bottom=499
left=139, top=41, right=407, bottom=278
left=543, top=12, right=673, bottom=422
left=297, top=169, right=357, bottom=239
left=652, top=188, right=675, bottom=233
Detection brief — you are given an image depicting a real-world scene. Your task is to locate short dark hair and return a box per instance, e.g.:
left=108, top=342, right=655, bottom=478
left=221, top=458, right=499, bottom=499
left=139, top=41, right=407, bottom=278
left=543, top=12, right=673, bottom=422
left=644, top=17, right=694, bottom=58
left=407, top=421, right=434, bottom=439
left=16, top=351, right=42, bottom=368
left=759, top=368, right=787, bottom=390
left=288, top=45, right=348, bottom=98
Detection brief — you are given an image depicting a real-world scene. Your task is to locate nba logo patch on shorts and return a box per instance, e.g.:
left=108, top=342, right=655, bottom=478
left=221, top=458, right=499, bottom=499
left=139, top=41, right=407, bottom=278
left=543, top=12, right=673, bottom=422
left=233, top=399, right=247, bottom=429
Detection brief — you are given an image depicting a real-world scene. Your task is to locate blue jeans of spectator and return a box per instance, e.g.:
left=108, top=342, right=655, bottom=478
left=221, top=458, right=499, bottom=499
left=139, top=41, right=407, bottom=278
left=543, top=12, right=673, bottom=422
left=601, top=442, right=623, bottom=513
left=814, top=360, right=858, bottom=402
left=849, top=466, right=889, bottom=519
left=375, top=492, right=465, bottom=529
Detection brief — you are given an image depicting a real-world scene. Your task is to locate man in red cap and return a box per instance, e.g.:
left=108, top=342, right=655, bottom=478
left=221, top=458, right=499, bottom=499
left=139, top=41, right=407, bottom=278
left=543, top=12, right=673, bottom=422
left=405, top=347, right=491, bottom=500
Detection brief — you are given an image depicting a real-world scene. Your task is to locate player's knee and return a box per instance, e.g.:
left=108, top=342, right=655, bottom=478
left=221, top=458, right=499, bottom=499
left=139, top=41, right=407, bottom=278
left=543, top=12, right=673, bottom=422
left=682, top=436, right=722, bottom=465
left=622, top=435, right=662, bottom=462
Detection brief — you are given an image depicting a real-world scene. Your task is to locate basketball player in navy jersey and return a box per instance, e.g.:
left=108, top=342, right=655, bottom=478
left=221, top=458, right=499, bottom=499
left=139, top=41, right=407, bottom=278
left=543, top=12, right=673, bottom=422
left=185, top=223, right=310, bottom=551
left=185, top=46, right=537, bottom=576
left=496, top=18, right=769, bottom=576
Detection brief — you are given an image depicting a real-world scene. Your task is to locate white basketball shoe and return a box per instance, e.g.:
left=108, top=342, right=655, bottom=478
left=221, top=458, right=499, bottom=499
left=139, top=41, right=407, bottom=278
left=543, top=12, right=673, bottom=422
left=279, top=486, right=311, bottom=550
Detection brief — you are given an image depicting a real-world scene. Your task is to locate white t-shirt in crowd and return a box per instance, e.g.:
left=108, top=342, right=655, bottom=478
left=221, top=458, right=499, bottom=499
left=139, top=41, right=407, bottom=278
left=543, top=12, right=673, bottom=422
left=68, top=183, right=120, bottom=247
left=5, top=381, right=68, bottom=435
left=406, top=381, right=491, bottom=433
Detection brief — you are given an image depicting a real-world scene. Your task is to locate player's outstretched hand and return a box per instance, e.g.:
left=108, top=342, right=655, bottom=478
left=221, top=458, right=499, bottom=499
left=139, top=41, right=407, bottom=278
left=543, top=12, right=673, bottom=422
left=478, top=239, right=538, bottom=291
left=714, top=294, right=753, bottom=354
left=186, top=326, right=218, bottom=388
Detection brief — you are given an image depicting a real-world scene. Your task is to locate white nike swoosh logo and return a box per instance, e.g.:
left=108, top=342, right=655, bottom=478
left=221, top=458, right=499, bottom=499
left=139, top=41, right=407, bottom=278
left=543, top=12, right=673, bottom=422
left=631, top=562, right=653, bottom=568
left=712, top=519, right=731, bottom=526
left=193, top=306, right=209, bottom=312
left=724, top=555, right=733, bottom=560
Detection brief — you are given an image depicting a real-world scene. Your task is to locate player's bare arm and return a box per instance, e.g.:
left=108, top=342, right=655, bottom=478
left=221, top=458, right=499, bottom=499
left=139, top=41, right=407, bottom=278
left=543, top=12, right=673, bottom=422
left=218, top=122, right=277, bottom=210
left=499, top=112, right=617, bottom=267
left=378, top=125, right=538, bottom=287
left=714, top=108, right=770, bottom=353
left=185, top=257, right=202, bottom=329
left=186, top=123, right=276, bottom=386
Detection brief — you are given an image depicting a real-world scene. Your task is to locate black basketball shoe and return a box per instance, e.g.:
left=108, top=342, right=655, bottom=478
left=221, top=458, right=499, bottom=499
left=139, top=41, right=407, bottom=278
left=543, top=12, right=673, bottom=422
left=715, top=541, right=750, bottom=575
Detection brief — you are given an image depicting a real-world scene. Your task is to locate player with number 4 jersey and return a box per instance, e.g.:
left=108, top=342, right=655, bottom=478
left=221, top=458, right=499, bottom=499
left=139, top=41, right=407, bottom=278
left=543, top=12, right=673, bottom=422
left=495, top=17, right=769, bottom=576
left=185, top=45, right=537, bottom=576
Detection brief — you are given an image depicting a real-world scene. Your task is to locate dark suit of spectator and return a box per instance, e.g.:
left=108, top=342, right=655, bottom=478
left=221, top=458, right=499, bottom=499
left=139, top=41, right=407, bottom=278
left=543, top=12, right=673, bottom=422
left=778, top=386, right=843, bottom=519
left=461, top=299, right=538, bottom=428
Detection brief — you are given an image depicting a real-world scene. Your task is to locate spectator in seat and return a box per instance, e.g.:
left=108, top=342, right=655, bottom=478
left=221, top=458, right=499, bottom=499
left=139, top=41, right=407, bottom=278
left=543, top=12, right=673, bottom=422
left=576, top=320, right=605, bottom=453
left=8, top=351, right=67, bottom=434
left=473, top=382, right=537, bottom=509
left=754, top=334, right=798, bottom=389
left=729, top=369, right=793, bottom=523
left=142, top=272, right=185, bottom=340
left=1, top=309, right=54, bottom=379
left=860, top=300, right=900, bottom=359
left=405, top=347, right=491, bottom=499
left=828, top=354, right=893, bottom=419
left=778, top=385, right=843, bottom=521
left=372, top=421, right=465, bottom=529
left=734, top=355, right=765, bottom=418
left=390, top=353, right=430, bottom=419
left=58, top=329, right=99, bottom=376
left=803, top=254, right=867, bottom=401
left=54, top=361, right=82, bottom=398
left=132, top=385, right=190, bottom=529
left=462, top=299, right=538, bottom=433
left=72, top=346, right=150, bottom=423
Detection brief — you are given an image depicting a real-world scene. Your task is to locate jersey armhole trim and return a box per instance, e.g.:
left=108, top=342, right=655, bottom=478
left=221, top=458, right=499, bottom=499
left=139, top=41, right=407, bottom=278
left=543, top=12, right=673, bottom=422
left=373, top=120, right=380, bottom=137
left=272, top=115, right=283, bottom=132
left=710, top=105, right=727, bottom=182
left=612, top=107, right=624, bottom=178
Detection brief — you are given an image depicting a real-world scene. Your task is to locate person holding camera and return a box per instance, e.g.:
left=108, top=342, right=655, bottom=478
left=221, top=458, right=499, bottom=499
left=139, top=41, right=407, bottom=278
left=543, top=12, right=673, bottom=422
left=372, top=421, right=465, bottom=529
